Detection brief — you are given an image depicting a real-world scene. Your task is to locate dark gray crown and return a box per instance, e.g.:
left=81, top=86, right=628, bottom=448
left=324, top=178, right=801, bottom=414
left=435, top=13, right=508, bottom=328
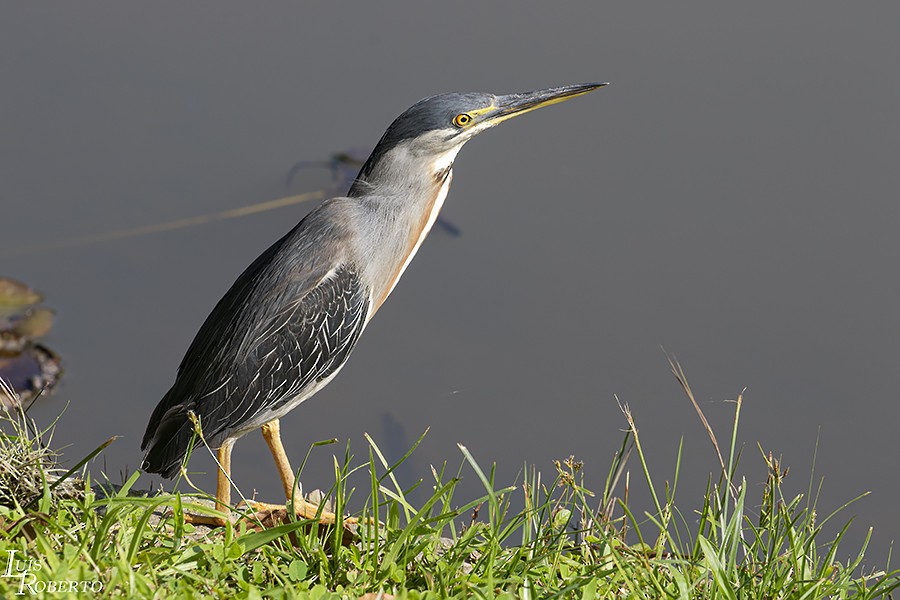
left=352, top=92, right=493, bottom=187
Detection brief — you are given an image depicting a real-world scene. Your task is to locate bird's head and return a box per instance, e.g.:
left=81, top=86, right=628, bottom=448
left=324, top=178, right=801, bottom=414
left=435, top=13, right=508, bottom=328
left=350, top=82, right=607, bottom=194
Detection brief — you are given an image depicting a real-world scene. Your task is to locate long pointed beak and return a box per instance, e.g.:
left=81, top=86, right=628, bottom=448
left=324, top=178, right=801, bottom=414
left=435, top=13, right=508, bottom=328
left=483, top=82, right=608, bottom=126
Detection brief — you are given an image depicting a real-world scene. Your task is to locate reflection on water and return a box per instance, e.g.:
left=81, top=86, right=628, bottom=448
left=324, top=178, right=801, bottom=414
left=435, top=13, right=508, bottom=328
left=0, top=278, right=62, bottom=411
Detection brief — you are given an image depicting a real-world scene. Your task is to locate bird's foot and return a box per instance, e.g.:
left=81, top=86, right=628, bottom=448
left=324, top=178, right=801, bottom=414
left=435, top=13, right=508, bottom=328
left=238, top=496, right=358, bottom=545
left=241, top=497, right=357, bottom=526
left=182, top=511, right=232, bottom=528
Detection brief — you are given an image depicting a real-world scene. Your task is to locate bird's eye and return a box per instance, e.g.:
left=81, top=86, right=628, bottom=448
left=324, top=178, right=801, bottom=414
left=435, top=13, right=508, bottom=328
left=453, top=113, right=472, bottom=127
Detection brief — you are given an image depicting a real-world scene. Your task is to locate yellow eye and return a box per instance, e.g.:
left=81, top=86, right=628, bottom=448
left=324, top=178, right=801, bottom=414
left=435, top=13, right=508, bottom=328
left=453, top=113, right=472, bottom=127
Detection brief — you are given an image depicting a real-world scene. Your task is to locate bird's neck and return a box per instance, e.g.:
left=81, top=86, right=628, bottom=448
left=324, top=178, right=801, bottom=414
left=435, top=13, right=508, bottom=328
left=348, top=143, right=460, bottom=198
left=348, top=144, right=461, bottom=314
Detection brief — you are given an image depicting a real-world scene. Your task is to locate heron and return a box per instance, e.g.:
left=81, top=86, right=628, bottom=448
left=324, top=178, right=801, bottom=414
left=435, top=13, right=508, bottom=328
left=141, top=82, right=607, bottom=526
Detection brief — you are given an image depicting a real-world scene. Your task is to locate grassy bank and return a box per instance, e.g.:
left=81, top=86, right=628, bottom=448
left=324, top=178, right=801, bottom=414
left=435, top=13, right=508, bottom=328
left=0, top=366, right=897, bottom=599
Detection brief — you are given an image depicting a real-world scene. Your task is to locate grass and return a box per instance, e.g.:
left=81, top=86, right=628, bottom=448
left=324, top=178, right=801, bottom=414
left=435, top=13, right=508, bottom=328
left=0, top=363, right=897, bottom=599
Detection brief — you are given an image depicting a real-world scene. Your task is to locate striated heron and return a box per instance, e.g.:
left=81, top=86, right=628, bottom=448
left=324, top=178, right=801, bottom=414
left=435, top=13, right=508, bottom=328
left=141, top=82, right=607, bottom=526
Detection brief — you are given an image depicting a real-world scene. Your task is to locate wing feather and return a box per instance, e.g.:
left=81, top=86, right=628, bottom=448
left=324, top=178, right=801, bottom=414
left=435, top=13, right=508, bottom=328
left=142, top=209, right=369, bottom=478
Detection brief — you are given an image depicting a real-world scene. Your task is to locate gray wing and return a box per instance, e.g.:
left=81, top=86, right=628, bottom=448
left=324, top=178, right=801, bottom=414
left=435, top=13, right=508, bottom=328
left=201, top=265, right=369, bottom=439
left=142, top=223, right=369, bottom=477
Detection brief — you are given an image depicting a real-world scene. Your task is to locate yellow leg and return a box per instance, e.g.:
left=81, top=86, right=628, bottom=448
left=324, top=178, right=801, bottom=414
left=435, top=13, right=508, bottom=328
left=261, top=419, right=296, bottom=498
left=184, top=438, right=234, bottom=527
left=215, top=439, right=234, bottom=512
left=178, top=423, right=356, bottom=532
left=254, top=419, right=350, bottom=524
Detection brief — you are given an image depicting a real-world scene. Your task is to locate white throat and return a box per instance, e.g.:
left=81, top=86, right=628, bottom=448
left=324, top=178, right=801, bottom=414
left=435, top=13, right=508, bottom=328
left=431, top=145, right=463, bottom=174
left=372, top=145, right=462, bottom=312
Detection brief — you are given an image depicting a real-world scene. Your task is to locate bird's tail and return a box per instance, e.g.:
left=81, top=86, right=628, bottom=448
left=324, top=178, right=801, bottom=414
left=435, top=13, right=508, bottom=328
left=141, top=389, right=196, bottom=479
left=141, top=415, right=195, bottom=479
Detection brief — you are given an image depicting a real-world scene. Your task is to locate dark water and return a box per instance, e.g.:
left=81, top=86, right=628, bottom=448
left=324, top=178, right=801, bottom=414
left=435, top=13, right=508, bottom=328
left=2, top=4, right=898, bottom=560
